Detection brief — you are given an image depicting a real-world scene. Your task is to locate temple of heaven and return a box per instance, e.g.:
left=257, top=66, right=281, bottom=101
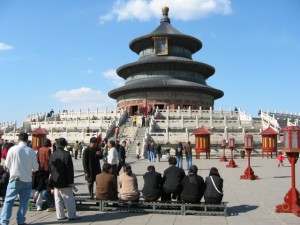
left=109, top=6, right=224, bottom=115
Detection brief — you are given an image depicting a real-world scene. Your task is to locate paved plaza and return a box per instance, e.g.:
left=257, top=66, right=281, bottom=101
left=1, top=154, right=300, bottom=225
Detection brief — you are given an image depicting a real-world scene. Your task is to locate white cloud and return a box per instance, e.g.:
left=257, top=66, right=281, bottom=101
left=86, top=69, right=93, bottom=74
left=0, top=42, right=14, bottom=51
left=100, top=0, right=232, bottom=24
left=102, top=69, right=124, bottom=87
left=54, top=87, right=115, bottom=110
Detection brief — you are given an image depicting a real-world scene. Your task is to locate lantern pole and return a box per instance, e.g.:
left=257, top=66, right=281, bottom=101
left=220, top=139, right=227, bottom=162
left=240, top=134, right=258, bottom=180
left=226, top=137, right=237, bottom=168
left=276, top=126, right=300, bottom=216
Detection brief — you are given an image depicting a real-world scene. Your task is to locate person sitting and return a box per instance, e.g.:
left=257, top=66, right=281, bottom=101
left=142, top=165, right=162, bottom=202
left=119, top=164, right=139, bottom=201
left=41, top=178, right=56, bottom=212
left=95, top=163, right=118, bottom=200
left=161, top=157, right=185, bottom=201
left=33, top=170, right=49, bottom=211
left=0, top=165, right=9, bottom=201
left=204, top=167, right=224, bottom=204
left=180, top=165, right=205, bottom=203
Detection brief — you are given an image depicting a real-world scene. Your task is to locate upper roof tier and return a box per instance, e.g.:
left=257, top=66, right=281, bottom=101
left=129, top=7, right=202, bottom=55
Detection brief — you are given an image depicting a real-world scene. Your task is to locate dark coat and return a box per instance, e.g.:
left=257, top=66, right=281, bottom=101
left=180, top=174, right=205, bottom=203
left=184, top=144, right=193, bottom=156
left=0, top=170, right=9, bottom=197
left=95, top=172, right=118, bottom=200
left=82, top=146, right=102, bottom=182
left=49, top=149, right=74, bottom=188
left=162, top=165, right=185, bottom=194
left=33, top=170, right=49, bottom=192
left=119, top=146, right=126, bottom=161
left=204, top=175, right=223, bottom=204
left=142, top=171, right=162, bottom=198
left=175, top=145, right=184, bottom=157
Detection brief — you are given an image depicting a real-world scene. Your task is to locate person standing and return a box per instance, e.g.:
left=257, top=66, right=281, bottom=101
left=132, top=114, right=137, bottom=127
left=114, top=126, right=120, bottom=140
left=37, top=139, right=52, bottom=176
left=82, top=137, right=102, bottom=199
left=156, top=144, right=162, bottom=162
left=184, top=141, right=193, bottom=170
left=149, top=142, right=155, bottom=162
left=107, top=140, right=118, bottom=177
left=0, top=133, right=39, bottom=225
left=136, top=143, right=141, bottom=160
left=49, top=137, right=80, bottom=220
left=73, top=141, right=79, bottom=160
left=102, top=138, right=109, bottom=163
left=175, top=142, right=184, bottom=169
left=117, top=141, right=127, bottom=174
left=78, top=142, right=83, bottom=158
left=141, top=116, right=145, bottom=127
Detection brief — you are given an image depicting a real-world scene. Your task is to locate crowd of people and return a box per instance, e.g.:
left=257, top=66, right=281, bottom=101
left=0, top=133, right=224, bottom=225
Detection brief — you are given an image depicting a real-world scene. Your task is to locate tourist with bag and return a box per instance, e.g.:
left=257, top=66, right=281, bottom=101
left=204, top=167, right=223, bottom=204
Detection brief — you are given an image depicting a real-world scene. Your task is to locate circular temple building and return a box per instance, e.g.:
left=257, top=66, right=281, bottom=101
left=109, top=7, right=224, bottom=115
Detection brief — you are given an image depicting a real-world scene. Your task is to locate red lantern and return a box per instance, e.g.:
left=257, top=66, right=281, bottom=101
left=220, top=139, right=227, bottom=162
left=240, top=134, right=259, bottom=180
left=226, top=137, right=237, bottom=168
left=276, top=126, right=300, bottom=216
left=229, top=137, right=235, bottom=148
left=244, top=134, right=253, bottom=149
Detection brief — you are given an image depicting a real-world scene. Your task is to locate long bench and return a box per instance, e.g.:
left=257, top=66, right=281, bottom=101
left=75, top=197, right=227, bottom=216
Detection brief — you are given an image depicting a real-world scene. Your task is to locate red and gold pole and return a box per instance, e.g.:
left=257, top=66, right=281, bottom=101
left=220, top=139, right=227, bottom=162
left=276, top=126, right=300, bottom=216
left=240, top=134, right=258, bottom=180
left=226, top=137, right=237, bottom=168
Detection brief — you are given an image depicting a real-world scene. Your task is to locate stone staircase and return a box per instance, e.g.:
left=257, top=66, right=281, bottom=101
left=126, top=126, right=147, bottom=158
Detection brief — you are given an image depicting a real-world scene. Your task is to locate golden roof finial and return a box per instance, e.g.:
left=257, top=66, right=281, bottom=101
left=162, top=6, right=169, bottom=16
left=161, top=6, right=170, bottom=23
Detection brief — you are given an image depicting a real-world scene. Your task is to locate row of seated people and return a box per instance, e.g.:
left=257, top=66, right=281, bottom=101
left=96, top=157, right=223, bottom=204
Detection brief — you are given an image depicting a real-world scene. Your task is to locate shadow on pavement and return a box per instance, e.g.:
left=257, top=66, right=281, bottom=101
left=227, top=204, right=259, bottom=216
left=35, top=211, right=142, bottom=224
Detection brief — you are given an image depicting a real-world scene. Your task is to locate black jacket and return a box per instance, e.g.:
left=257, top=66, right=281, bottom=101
left=162, top=165, right=185, bottom=194
left=181, top=174, right=205, bottom=203
left=33, top=170, right=49, bottom=192
left=142, top=171, right=162, bottom=198
left=175, top=145, right=184, bottom=157
left=49, top=149, right=74, bottom=188
left=82, top=146, right=102, bottom=182
left=119, top=146, right=126, bottom=161
left=204, top=175, right=223, bottom=202
left=0, top=170, right=9, bottom=195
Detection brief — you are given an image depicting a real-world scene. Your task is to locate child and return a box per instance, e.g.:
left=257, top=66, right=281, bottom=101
left=277, top=151, right=284, bottom=167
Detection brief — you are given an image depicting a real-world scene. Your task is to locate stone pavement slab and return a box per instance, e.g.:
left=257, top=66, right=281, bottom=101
left=1, top=155, right=300, bottom=224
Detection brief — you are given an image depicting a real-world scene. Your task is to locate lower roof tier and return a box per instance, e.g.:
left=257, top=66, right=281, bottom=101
left=108, top=77, right=224, bottom=100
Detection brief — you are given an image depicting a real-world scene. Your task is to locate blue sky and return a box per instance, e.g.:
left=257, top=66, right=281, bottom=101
left=0, top=0, right=299, bottom=126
